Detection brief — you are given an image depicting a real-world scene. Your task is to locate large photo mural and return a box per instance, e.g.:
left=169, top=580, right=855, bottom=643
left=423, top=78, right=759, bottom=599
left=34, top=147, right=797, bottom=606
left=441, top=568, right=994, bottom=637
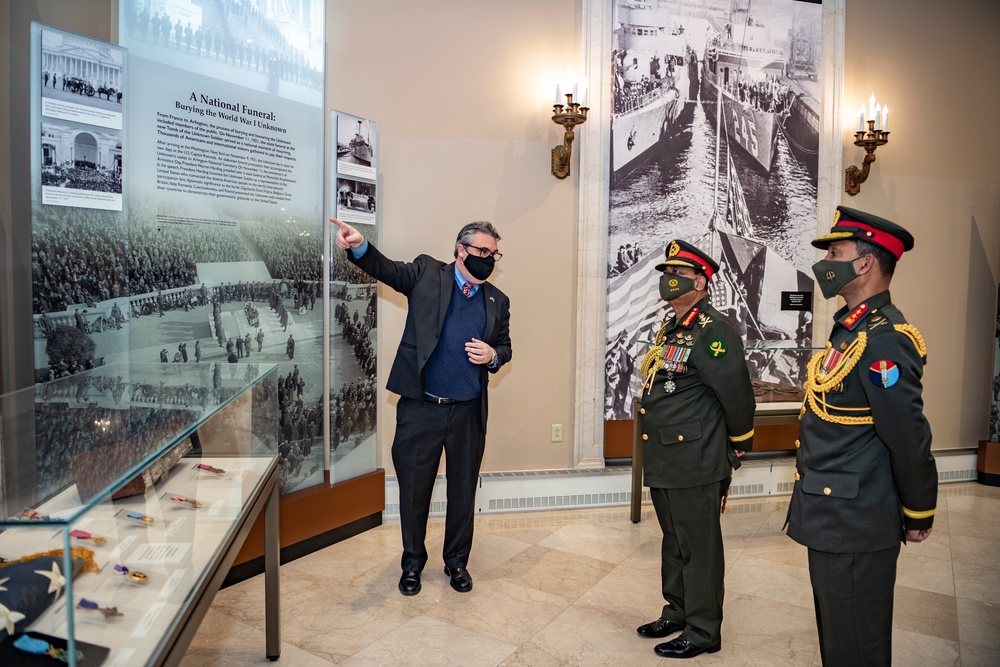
left=606, top=0, right=822, bottom=420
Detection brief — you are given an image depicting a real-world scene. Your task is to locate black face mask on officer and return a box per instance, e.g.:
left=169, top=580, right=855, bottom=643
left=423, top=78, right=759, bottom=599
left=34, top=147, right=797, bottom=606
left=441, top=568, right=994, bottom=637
left=463, top=253, right=495, bottom=281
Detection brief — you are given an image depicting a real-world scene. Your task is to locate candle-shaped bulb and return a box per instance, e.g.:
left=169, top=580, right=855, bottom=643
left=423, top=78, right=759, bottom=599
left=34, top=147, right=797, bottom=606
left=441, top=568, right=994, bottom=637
left=874, top=103, right=882, bottom=131
left=857, top=105, right=865, bottom=132
left=868, top=93, right=876, bottom=122
left=555, top=84, right=562, bottom=105
left=882, top=105, right=889, bottom=132
left=580, top=81, right=589, bottom=107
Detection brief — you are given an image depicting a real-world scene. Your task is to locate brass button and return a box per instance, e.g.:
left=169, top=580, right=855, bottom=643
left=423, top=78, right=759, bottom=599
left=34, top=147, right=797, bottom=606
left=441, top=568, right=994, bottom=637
left=823, top=487, right=832, bottom=496
left=642, top=434, right=648, bottom=441
left=677, top=435, right=684, bottom=441
left=794, top=439, right=800, bottom=449
left=794, top=472, right=800, bottom=481
left=639, top=408, right=646, bottom=415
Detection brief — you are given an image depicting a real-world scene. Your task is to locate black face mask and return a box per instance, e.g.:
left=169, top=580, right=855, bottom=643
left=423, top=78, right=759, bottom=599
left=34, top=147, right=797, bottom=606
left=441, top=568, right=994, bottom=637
left=463, top=253, right=495, bottom=281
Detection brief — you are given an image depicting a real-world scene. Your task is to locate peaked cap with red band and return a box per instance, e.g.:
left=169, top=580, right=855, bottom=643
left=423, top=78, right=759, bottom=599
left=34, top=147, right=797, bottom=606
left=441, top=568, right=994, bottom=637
left=654, top=239, right=719, bottom=280
left=812, top=206, right=914, bottom=260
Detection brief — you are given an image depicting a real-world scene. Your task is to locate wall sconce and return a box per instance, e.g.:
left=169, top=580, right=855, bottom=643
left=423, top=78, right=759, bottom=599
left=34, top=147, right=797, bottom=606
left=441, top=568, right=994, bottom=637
left=551, top=81, right=589, bottom=179
left=845, top=93, right=890, bottom=196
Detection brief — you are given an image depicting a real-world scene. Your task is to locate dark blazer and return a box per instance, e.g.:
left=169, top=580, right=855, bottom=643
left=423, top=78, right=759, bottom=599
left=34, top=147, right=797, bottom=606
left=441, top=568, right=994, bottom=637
left=348, top=243, right=512, bottom=431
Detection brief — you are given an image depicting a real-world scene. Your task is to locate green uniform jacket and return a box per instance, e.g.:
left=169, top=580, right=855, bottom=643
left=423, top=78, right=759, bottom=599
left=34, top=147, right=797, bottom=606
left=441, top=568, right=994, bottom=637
left=787, top=291, right=937, bottom=553
left=639, top=298, right=756, bottom=489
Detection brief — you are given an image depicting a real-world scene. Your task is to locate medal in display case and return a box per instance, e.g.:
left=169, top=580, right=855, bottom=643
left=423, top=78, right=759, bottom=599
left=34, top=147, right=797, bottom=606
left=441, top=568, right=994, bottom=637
left=0, top=362, right=281, bottom=666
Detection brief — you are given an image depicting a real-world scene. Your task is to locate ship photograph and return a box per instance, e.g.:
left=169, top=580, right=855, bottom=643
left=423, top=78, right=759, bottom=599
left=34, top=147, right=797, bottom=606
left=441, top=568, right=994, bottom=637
left=605, top=0, right=823, bottom=421
left=335, top=113, right=377, bottom=181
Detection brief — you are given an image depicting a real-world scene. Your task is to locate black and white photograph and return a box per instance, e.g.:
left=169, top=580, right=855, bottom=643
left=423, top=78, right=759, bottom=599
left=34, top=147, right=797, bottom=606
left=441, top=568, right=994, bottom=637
left=40, top=26, right=125, bottom=130
left=605, top=0, right=821, bottom=420
left=329, top=222, right=378, bottom=482
left=29, top=202, right=326, bottom=493
left=40, top=122, right=123, bottom=210
left=335, top=177, right=377, bottom=226
left=119, top=0, right=324, bottom=107
left=335, top=113, right=377, bottom=181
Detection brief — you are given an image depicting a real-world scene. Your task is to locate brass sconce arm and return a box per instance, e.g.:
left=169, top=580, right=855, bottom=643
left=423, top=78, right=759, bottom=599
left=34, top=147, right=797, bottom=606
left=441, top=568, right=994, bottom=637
left=551, top=95, right=589, bottom=179
left=845, top=120, right=889, bottom=196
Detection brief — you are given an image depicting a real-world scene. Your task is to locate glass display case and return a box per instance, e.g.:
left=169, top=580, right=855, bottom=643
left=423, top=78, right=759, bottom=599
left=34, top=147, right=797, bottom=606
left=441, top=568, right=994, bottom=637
left=0, top=363, right=280, bottom=666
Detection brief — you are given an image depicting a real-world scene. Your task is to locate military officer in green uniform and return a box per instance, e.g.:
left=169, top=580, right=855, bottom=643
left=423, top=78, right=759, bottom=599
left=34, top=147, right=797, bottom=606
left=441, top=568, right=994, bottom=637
left=787, top=207, right=937, bottom=666
left=634, top=240, right=756, bottom=659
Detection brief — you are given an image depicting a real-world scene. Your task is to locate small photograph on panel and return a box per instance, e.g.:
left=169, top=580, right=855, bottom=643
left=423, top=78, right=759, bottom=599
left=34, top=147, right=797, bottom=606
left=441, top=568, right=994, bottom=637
left=335, top=178, right=376, bottom=225
left=118, top=0, right=323, bottom=107
left=41, top=26, right=125, bottom=130
left=40, top=122, right=123, bottom=210
left=335, top=114, right=377, bottom=181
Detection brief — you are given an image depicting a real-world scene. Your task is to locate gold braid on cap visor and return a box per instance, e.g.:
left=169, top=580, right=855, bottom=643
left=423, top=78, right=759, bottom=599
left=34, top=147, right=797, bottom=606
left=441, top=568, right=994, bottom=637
left=803, top=334, right=874, bottom=425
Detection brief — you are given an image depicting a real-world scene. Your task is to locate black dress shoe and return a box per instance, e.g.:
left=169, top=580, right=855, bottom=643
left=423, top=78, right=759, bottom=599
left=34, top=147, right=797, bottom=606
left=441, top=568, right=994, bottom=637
left=636, top=618, right=683, bottom=638
left=443, top=565, right=473, bottom=592
left=653, top=635, right=721, bottom=659
left=398, top=571, right=421, bottom=596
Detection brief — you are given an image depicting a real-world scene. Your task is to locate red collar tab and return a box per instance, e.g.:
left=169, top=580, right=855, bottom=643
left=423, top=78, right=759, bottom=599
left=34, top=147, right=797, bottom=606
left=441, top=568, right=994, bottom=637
left=680, top=307, right=700, bottom=328
left=841, top=302, right=869, bottom=330
left=834, top=219, right=905, bottom=259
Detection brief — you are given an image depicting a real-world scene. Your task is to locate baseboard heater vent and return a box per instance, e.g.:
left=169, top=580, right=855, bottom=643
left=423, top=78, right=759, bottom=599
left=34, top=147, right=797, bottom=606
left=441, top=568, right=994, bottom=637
left=382, top=450, right=977, bottom=520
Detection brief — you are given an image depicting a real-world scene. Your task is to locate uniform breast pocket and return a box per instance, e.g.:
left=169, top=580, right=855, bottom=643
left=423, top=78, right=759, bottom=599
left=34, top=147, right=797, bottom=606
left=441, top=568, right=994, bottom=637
left=802, top=469, right=859, bottom=499
left=657, top=420, right=702, bottom=445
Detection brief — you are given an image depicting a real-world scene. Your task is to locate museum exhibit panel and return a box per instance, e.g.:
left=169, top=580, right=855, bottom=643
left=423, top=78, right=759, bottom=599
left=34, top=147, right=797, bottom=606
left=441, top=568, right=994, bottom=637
left=0, top=363, right=280, bottom=666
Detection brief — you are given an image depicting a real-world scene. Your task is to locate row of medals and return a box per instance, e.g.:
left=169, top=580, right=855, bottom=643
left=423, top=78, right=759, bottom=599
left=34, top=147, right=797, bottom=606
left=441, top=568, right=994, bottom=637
left=662, top=331, right=694, bottom=394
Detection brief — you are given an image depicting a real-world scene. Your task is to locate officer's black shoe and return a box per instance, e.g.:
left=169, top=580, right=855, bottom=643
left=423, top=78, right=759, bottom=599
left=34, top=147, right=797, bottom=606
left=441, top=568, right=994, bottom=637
left=636, top=618, right=684, bottom=638
left=443, top=565, right=473, bottom=592
left=398, top=571, right=421, bottom=596
left=653, top=635, right=721, bottom=659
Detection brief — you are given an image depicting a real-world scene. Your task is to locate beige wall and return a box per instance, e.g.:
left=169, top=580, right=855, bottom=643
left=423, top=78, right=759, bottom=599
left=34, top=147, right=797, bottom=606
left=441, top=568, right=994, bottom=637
left=3, top=0, right=999, bottom=477
left=326, top=0, right=584, bottom=474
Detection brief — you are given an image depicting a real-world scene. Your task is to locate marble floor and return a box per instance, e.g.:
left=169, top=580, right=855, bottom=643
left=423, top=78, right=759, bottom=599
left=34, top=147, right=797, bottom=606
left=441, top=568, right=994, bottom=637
left=181, top=482, right=1000, bottom=666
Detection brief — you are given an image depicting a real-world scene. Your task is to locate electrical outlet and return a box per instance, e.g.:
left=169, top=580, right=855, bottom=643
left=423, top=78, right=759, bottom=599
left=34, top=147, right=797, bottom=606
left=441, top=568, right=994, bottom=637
left=551, top=424, right=563, bottom=442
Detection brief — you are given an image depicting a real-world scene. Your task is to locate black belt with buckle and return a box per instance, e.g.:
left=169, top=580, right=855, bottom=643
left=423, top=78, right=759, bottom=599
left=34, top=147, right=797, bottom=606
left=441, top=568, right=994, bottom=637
left=425, top=394, right=459, bottom=405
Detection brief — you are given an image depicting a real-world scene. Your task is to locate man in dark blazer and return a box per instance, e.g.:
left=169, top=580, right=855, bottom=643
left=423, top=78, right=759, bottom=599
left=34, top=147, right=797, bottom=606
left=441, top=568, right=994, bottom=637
left=787, top=207, right=937, bottom=666
left=331, top=216, right=512, bottom=596
left=635, top=240, right=755, bottom=659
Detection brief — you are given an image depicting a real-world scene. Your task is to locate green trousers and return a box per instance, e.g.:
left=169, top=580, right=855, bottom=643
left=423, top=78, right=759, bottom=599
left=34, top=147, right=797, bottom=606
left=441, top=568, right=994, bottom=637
left=650, top=480, right=726, bottom=648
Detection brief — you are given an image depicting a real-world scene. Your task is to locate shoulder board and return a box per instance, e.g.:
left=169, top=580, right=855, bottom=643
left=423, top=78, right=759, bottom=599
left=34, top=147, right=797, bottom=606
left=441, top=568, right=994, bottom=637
left=893, top=324, right=927, bottom=360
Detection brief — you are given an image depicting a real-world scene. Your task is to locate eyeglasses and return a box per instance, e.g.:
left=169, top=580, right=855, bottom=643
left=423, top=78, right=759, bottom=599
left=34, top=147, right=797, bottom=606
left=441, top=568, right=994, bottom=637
left=463, top=244, right=503, bottom=261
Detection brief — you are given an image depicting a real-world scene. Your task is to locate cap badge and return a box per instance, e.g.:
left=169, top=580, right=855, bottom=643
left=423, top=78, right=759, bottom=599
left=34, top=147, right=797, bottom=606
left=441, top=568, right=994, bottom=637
left=833, top=209, right=841, bottom=224
left=668, top=241, right=680, bottom=257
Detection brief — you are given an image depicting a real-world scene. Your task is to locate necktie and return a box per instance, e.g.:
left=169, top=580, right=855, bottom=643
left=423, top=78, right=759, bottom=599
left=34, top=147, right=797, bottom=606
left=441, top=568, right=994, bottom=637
left=462, top=282, right=472, bottom=298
